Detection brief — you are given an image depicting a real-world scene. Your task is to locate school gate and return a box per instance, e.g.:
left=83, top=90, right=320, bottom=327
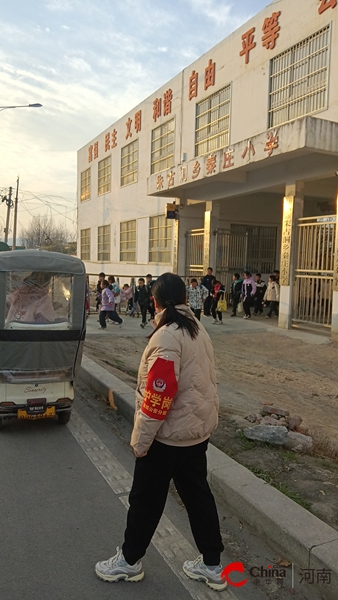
left=293, top=216, right=336, bottom=329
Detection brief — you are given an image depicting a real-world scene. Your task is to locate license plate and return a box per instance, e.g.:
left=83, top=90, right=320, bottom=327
left=17, top=406, right=56, bottom=420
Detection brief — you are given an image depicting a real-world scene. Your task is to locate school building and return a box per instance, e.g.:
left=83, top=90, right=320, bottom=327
left=77, top=0, right=338, bottom=336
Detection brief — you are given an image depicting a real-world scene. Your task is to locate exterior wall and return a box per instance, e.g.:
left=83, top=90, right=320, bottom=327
left=77, top=0, right=338, bottom=281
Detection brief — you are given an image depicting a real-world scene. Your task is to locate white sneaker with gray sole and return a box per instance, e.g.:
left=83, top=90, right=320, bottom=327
left=183, top=555, right=227, bottom=591
left=95, top=547, right=144, bottom=583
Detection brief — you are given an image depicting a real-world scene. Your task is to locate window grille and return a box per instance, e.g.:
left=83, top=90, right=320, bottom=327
left=98, top=225, right=110, bottom=261
left=151, top=119, right=175, bottom=175
left=121, top=140, right=138, bottom=186
left=195, top=85, right=231, bottom=157
left=269, top=26, right=330, bottom=128
left=80, top=168, right=91, bottom=202
left=98, top=156, right=111, bottom=195
left=80, top=228, right=90, bottom=261
left=149, top=215, right=172, bottom=263
left=230, top=224, right=278, bottom=274
left=120, top=220, right=136, bottom=262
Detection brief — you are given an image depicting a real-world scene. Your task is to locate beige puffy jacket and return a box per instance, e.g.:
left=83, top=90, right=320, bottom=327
left=263, top=281, right=280, bottom=302
left=130, top=305, right=219, bottom=456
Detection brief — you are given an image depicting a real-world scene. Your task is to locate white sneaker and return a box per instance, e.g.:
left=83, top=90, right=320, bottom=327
left=212, top=319, right=217, bottom=324
left=119, top=319, right=124, bottom=328
left=183, top=555, right=227, bottom=591
left=95, top=547, right=144, bottom=583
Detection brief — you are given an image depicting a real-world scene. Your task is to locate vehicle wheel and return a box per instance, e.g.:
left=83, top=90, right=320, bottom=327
left=58, top=411, right=71, bottom=425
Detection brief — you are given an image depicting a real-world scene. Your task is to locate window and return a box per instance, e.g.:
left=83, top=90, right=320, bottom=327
left=98, top=225, right=110, bottom=261
left=151, top=119, right=175, bottom=175
left=98, top=156, right=111, bottom=195
left=120, top=220, right=136, bottom=262
left=195, top=85, right=231, bottom=157
left=121, top=140, right=138, bottom=186
left=269, top=26, right=330, bottom=128
left=80, top=168, right=91, bottom=202
left=80, top=228, right=90, bottom=261
left=230, top=224, right=278, bottom=274
left=149, top=215, right=172, bottom=263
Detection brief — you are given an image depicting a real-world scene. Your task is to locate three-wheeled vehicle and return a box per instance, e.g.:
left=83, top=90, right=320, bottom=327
left=0, top=250, right=86, bottom=428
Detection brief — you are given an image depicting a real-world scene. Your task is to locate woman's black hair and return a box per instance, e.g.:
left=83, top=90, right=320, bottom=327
left=270, top=274, right=277, bottom=281
left=149, top=272, right=199, bottom=340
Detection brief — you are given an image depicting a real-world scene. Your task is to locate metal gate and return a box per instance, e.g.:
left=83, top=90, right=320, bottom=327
left=185, top=229, right=204, bottom=277
left=293, top=216, right=335, bottom=328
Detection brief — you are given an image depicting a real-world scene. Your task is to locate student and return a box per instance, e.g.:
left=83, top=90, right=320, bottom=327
left=230, top=273, right=242, bottom=317
left=96, top=272, right=105, bottom=311
left=98, top=280, right=123, bottom=329
left=146, top=274, right=155, bottom=319
left=263, top=275, right=280, bottom=318
left=95, top=273, right=226, bottom=591
left=253, top=273, right=267, bottom=316
left=134, top=278, right=151, bottom=328
left=108, top=276, right=121, bottom=307
left=242, top=271, right=256, bottom=320
left=201, top=267, right=216, bottom=317
left=211, top=280, right=225, bottom=324
left=187, top=278, right=208, bottom=321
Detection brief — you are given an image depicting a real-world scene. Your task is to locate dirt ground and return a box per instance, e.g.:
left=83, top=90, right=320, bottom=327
left=84, top=319, right=338, bottom=531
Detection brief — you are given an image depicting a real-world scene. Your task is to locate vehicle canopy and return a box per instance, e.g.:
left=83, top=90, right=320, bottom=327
left=0, top=250, right=86, bottom=385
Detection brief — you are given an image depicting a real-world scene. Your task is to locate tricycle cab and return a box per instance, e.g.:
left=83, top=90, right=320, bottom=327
left=0, top=250, right=86, bottom=427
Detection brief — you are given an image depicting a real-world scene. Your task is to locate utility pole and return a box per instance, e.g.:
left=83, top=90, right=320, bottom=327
left=12, top=176, right=19, bottom=250
left=4, top=186, right=13, bottom=244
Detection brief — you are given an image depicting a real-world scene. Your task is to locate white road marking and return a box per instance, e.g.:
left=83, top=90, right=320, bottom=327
left=68, top=409, right=238, bottom=599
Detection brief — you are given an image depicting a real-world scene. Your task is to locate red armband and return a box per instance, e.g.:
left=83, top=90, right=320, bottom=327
left=141, top=357, right=178, bottom=420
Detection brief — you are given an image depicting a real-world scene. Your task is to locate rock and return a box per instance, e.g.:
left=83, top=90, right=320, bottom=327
left=295, top=425, right=309, bottom=436
left=261, top=406, right=290, bottom=417
left=261, top=416, right=280, bottom=426
left=230, top=415, right=250, bottom=430
left=244, top=425, right=288, bottom=445
left=245, top=414, right=257, bottom=423
left=288, top=415, right=303, bottom=431
left=278, top=418, right=288, bottom=426
left=284, top=432, right=313, bottom=453
left=270, top=414, right=278, bottom=419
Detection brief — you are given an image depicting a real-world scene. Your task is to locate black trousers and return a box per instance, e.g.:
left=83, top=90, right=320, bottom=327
left=243, top=297, right=253, bottom=317
left=191, top=307, right=201, bottom=321
left=253, top=296, right=264, bottom=314
left=267, top=301, right=279, bottom=317
left=99, top=310, right=122, bottom=327
left=231, top=294, right=241, bottom=315
left=211, top=299, right=222, bottom=321
left=203, top=295, right=212, bottom=316
left=140, top=304, right=149, bottom=324
left=122, top=439, right=224, bottom=566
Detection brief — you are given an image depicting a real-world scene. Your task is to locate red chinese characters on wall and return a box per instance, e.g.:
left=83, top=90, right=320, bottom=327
left=318, top=0, right=337, bottom=14
left=93, top=142, right=99, bottom=159
left=88, top=145, right=93, bottom=163
left=111, top=129, right=117, bottom=148
left=223, top=149, right=234, bottom=169
left=206, top=154, right=217, bottom=175
left=262, top=11, right=281, bottom=50
left=239, top=27, right=256, bottom=64
left=105, top=133, right=110, bottom=152
left=153, top=97, right=161, bottom=122
left=189, top=70, right=198, bottom=100
left=264, top=131, right=279, bottom=156
left=156, top=174, right=164, bottom=190
left=125, top=117, right=132, bottom=139
left=204, top=59, right=215, bottom=90
left=241, top=140, right=255, bottom=160
left=135, top=110, right=142, bottom=133
left=191, top=161, right=201, bottom=179
left=163, top=89, right=173, bottom=116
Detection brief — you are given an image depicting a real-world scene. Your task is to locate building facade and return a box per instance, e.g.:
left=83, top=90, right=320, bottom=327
left=77, top=0, right=338, bottom=334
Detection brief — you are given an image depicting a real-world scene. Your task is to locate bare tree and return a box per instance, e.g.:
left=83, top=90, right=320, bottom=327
left=20, top=215, right=76, bottom=254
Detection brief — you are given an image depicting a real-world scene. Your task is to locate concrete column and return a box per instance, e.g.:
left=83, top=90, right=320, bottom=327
left=203, top=201, right=220, bottom=273
left=331, top=190, right=338, bottom=343
left=278, top=182, right=304, bottom=329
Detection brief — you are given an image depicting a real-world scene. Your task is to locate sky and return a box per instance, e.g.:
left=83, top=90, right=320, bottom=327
left=0, top=0, right=270, bottom=240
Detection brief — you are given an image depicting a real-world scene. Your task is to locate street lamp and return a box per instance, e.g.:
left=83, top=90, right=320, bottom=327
left=0, top=103, right=42, bottom=112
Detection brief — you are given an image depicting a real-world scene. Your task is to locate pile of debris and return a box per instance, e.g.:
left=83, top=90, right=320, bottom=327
left=234, top=404, right=313, bottom=453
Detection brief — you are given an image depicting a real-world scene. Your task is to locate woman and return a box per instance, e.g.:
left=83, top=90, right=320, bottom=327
left=95, top=273, right=226, bottom=591
left=241, top=271, right=256, bottom=320
left=211, top=279, right=225, bottom=324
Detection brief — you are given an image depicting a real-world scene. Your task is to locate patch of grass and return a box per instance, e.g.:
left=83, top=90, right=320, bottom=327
left=280, top=449, right=299, bottom=463
left=320, top=459, right=338, bottom=471
left=247, top=466, right=273, bottom=484
left=236, top=430, right=257, bottom=450
left=276, top=483, right=311, bottom=511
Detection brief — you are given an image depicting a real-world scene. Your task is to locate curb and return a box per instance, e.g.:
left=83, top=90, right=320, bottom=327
left=80, top=354, right=338, bottom=599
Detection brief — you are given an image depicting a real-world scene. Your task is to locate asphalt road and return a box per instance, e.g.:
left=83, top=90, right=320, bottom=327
left=0, top=382, right=320, bottom=600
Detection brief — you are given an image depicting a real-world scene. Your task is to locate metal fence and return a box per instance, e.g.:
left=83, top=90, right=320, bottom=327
left=293, top=216, right=335, bottom=328
left=185, top=228, right=204, bottom=277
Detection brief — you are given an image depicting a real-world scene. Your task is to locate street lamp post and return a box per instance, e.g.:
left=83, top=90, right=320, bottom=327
left=0, top=103, right=42, bottom=112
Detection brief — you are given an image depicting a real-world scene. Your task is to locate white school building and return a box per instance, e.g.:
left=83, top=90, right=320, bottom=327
left=77, top=0, right=338, bottom=336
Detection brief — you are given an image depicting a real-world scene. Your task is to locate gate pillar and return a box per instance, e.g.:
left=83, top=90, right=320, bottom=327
left=203, top=201, right=219, bottom=273
left=332, top=190, right=338, bottom=342
left=278, top=182, right=304, bottom=329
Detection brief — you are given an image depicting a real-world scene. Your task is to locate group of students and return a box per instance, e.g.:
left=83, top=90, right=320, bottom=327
left=231, top=270, right=280, bottom=319
left=186, top=267, right=226, bottom=324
